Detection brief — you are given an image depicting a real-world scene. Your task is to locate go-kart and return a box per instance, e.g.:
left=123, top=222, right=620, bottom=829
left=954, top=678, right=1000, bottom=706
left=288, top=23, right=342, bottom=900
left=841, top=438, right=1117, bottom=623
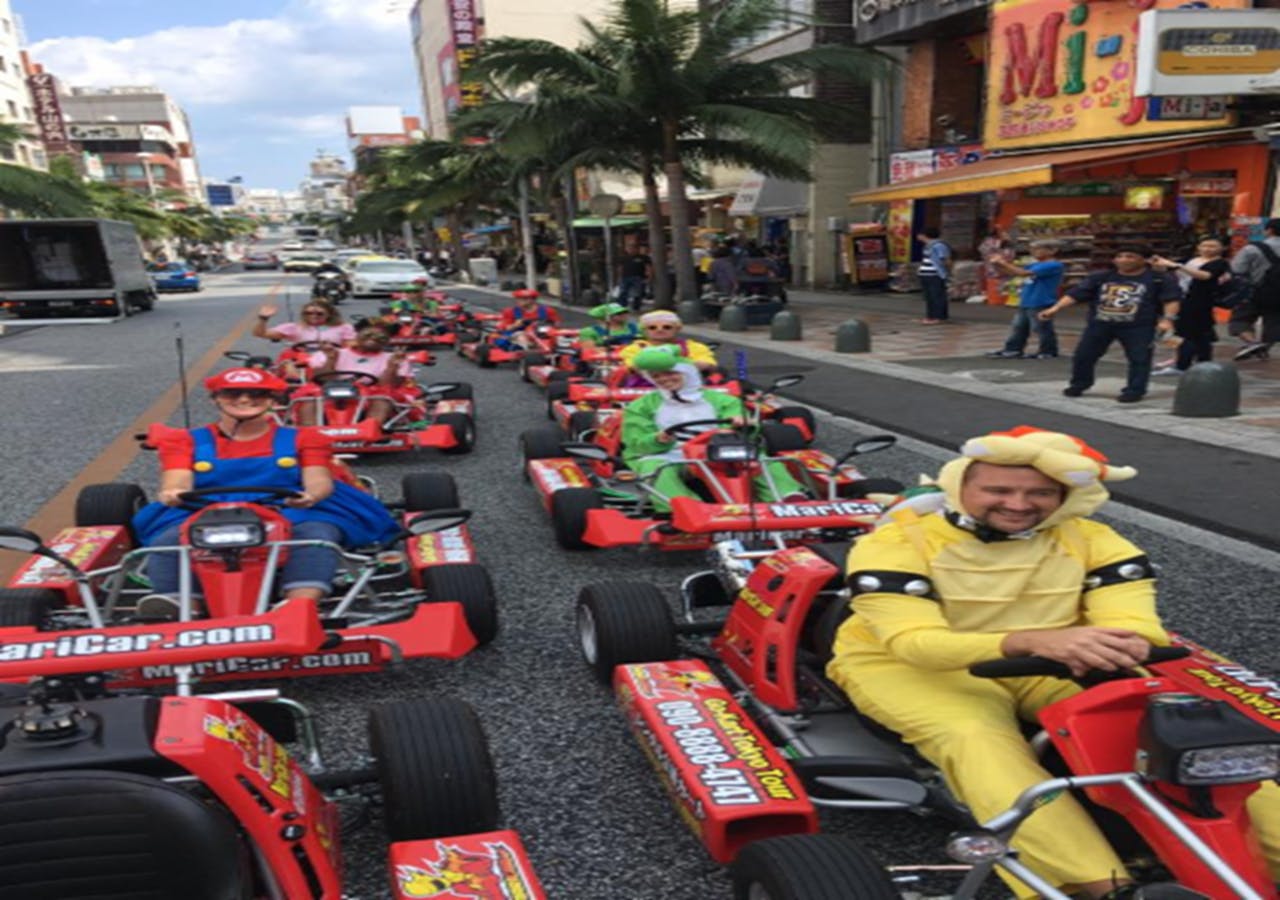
left=0, top=473, right=498, bottom=689
left=518, top=331, right=630, bottom=389
left=0, top=633, right=544, bottom=899
left=575, top=539, right=1280, bottom=899
left=456, top=319, right=574, bottom=369
left=518, top=412, right=901, bottom=550
left=282, top=370, right=475, bottom=455
left=381, top=290, right=468, bottom=348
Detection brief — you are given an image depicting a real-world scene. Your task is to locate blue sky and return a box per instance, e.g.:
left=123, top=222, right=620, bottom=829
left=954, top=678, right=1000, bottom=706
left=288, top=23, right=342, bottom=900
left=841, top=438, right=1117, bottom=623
left=21, top=0, right=422, bottom=191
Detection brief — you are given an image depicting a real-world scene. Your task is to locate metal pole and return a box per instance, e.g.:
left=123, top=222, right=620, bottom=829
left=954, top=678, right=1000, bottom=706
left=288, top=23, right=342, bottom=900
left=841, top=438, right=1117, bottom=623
left=563, top=174, right=580, bottom=304
left=519, top=175, right=537, bottom=292
left=604, top=215, right=615, bottom=294
left=400, top=220, right=416, bottom=257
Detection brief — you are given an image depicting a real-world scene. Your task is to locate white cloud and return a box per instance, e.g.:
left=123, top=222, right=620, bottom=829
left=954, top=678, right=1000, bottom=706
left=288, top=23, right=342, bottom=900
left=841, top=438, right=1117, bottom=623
left=28, top=2, right=420, bottom=189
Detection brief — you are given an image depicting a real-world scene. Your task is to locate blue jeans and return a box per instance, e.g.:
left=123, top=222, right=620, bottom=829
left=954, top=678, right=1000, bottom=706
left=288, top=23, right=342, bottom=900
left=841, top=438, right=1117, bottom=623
left=920, top=275, right=948, bottom=320
left=1069, top=321, right=1155, bottom=398
left=1003, top=307, right=1059, bottom=356
left=618, top=275, right=648, bottom=311
left=147, top=519, right=342, bottom=596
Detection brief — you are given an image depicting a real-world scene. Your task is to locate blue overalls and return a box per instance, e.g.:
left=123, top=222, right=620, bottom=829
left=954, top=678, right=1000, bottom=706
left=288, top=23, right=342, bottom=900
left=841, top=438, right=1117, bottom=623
left=495, top=304, right=551, bottom=350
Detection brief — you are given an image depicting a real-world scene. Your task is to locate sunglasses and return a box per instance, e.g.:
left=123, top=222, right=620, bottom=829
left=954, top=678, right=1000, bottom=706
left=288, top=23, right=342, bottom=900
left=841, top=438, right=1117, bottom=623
left=303, top=310, right=328, bottom=317
left=216, top=389, right=275, bottom=400
left=644, top=324, right=678, bottom=332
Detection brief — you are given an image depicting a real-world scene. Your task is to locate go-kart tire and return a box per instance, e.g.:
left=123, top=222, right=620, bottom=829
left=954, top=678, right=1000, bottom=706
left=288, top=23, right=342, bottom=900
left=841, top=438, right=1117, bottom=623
left=545, top=380, right=570, bottom=420
left=75, top=483, right=148, bottom=540
left=730, top=834, right=898, bottom=900
left=576, top=582, right=677, bottom=684
left=519, top=427, right=566, bottom=481
left=475, top=345, right=495, bottom=368
left=761, top=422, right=808, bottom=454
left=551, top=487, right=604, bottom=551
left=438, top=382, right=474, bottom=401
left=0, top=588, right=58, bottom=626
left=519, top=352, right=548, bottom=382
left=771, top=406, right=816, bottom=443
left=369, top=697, right=499, bottom=842
left=839, top=477, right=906, bottom=500
left=568, top=410, right=596, bottom=440
left=546, top=370, right=572, bottom=384
left=402, top=472, right=460, bottom=511
left=421, top=563, right=498, bottom=646
left=455, top=331, right=480, bottom=354
left=436, top=413, right=476, bottom=454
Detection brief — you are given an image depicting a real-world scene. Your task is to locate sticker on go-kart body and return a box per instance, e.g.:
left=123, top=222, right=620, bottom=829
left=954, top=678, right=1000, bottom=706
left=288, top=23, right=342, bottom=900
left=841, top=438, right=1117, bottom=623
left=390, top=830, right=546, bottom=899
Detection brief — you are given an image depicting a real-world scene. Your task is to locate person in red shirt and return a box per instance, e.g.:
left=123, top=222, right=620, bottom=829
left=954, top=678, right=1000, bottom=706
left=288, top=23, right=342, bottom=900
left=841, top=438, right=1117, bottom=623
left=132, top=367, right=398, bottom=618
left=496, top=288, right=560, bottom=349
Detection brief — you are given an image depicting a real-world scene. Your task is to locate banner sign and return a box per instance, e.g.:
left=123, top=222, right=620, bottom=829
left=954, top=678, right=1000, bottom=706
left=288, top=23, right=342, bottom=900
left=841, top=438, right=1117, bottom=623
left=28, top=73, right=71, bottom=154
left=449, top=0, right=484, bottom=108
left=1136, top=8, right=1280, bottom=97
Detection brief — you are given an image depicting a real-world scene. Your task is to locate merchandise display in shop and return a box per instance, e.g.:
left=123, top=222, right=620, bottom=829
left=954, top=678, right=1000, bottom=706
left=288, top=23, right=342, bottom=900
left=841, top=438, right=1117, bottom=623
left=1010, top=212, right=1178, bottom=288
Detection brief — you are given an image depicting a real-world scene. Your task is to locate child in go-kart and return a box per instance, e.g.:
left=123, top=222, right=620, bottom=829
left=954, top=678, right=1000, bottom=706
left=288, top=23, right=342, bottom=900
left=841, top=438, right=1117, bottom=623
left=131, top=368, right=400, bottom=619
left=620, top=348, right=806, bottom=513
left=292, top=325, right=418, bottom=426
left=826, top=427, right=1280, bottom=898
left=254, top=301, right=355, bottom=380
left=578, top=302, right=638, bottom=347
left=496, top=288, right=561, bottom=350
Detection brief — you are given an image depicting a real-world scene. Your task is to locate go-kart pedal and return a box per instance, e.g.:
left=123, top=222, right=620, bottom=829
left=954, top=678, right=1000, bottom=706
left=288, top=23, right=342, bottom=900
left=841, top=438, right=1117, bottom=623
left=135, top=593, right=184, bottom=621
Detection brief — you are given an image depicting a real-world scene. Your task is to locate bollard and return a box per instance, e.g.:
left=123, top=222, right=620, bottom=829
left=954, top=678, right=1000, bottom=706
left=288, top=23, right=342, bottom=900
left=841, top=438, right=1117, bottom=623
left=1171, top=361, right=1240, bottom=417
left=579, top=288, right=602, bottom=306
left=719, top=305, right=748, bottom=332
left=677, top=299, right=704, bottom=324
left=770, top=310, right=802, bottom=341
left=834, top=318, right=871, bottom=353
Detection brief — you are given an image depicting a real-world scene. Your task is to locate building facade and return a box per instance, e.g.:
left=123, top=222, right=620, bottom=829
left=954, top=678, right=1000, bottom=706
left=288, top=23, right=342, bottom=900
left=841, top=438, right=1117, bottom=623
left=0, top=0, right=45, bottom=170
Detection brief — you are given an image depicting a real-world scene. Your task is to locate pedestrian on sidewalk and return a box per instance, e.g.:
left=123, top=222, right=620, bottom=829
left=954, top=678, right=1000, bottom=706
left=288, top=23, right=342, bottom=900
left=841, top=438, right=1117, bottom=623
left=1038, top=245, right=1181, bottom=403
left=617, top=244, right=653, bottom=312
left=1229, top=217, right=1280, bottom=361
left=916, top=227, right=952, bottom=324
left=1149, top=238, right=1231, bottom=375
left=985, top=240, right=1064, bottom=359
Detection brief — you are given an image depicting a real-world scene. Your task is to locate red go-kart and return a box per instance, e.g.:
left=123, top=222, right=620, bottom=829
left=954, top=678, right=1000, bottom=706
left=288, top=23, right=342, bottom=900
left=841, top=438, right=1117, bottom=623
left=0, top=632, right=544, bottom=899
left=0, top=473, right=497, bottom=689
left=574, top=538, right=1280, bottom=899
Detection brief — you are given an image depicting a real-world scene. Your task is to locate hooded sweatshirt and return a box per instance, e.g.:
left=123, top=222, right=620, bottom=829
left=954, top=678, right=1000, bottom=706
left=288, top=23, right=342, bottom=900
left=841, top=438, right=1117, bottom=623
left=621, top=363, right=745, bottom=462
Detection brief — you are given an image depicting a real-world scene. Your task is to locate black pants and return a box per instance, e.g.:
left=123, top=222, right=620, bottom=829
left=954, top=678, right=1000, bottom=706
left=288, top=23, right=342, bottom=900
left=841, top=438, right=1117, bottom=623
left=1070, top=321, right=1155, bottom=398
left=1174, top=333, right=1214, bottom=369
left=920, top=275, right=948, bottom=320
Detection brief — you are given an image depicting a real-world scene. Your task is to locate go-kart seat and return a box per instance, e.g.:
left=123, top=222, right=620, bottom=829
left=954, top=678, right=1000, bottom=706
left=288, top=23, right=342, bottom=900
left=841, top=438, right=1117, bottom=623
left=0, top=769, right=253, bottom=899
left=800, top=542, right=854, bottom=665
left=806, top=541, right=854, bottom=588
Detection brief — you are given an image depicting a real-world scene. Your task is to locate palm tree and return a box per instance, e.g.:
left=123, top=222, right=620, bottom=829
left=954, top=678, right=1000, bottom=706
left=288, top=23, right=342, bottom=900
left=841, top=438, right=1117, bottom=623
left=0, top=124, right=93, bottom=217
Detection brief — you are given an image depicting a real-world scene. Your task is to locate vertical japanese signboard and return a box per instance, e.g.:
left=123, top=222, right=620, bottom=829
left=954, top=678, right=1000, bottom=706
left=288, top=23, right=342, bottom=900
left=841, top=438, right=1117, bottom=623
left=450, top=0, right=484, bottom=108
left=28, top=73, right=71, bottom=155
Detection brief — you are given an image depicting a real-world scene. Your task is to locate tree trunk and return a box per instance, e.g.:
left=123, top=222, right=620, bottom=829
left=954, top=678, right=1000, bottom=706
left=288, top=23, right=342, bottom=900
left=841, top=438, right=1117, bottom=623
left=518, top=175, right=538, bottom=291
left=548, top=183, right=574, bottom=303
left=447, top=208, right=468, bottom=281
left=661, top=121, right=697, bottom=303
left=642, top=162, right=671, bottom=309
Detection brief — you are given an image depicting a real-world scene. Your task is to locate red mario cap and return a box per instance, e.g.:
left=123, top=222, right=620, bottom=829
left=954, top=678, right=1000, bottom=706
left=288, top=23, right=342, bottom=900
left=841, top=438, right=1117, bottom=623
left=512, top=288, right=539, bottom=299
left=204, top=367, right=288, bottom=393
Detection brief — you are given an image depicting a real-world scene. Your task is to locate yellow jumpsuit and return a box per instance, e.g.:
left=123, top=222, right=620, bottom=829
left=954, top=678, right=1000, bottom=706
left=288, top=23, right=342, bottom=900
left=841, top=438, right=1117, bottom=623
left=827, top=509, right=1280, bottom=895
left=620, top=337, right=717, bottom=370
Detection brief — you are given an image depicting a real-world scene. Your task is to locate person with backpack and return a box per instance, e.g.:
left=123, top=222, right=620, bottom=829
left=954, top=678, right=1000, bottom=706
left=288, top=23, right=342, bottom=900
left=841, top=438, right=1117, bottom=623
left=1038, top=245, right=1181, bottom=403
left=1230, top=217, right=1280, bottom=361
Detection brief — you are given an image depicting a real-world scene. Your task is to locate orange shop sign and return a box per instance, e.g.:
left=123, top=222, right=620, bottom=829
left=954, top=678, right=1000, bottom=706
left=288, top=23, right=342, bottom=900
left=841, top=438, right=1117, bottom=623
left=984, top=0, right=1244, bottom=150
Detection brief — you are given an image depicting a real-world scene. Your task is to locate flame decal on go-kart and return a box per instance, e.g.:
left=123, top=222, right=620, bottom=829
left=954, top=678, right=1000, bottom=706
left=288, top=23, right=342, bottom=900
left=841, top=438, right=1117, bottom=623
left=396, top=840, right=534, bottom=899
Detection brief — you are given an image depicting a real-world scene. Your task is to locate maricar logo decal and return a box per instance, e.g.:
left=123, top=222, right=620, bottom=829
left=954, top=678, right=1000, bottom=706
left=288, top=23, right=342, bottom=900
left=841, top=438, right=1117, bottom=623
left=0, top=624, right=276, bottom=662
left=767, top=501, right=882, bottom=518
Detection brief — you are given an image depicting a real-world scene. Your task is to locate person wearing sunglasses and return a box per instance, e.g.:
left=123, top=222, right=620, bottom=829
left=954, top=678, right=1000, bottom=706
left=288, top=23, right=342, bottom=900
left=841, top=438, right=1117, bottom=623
left=620, top=310, right=718, bottom=375
left=254, top=302, right=355, bottom=346
left=130, top=367, right=399, bottom=619
left=293, top=326, right=416, bottom=426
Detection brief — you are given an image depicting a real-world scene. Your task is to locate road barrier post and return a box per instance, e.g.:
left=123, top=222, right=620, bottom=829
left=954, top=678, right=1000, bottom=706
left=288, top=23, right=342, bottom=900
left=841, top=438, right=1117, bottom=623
left=1172, top=362, right=1240, bottom=417
left=677, top=299, right=704, bottom=323
left=770, top=310, right=802, bottom=341
left=834, top=318, right=871, bottom=353
left=719, top=305, right=747, bottom=332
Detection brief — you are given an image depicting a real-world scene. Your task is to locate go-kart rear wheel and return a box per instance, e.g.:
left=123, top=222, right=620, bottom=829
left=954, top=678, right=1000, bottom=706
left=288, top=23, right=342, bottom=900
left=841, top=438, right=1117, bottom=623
left=519, top=352, right=548, bottom=382
left=421, top=563, right=498, bottom=645
left=568, top=410, right=596, bottom=440
left=75, top=483, right=147, bottom=539
left=730, top=834, right=899, bottom=900
left=519, top=427, right=566, bottom=482
left=0, top=588, right=58, bottom=627
left=761, top=422, right=808, bottom=455
left=576, top=582, right=677, bottom=684
left=839, top=477, right=906, bottom=500
left=436, top=413, right=476, bottom=454
left=551, top=487, right=604, bottom=550
left=402, top=472, right=459, bottom=511
left=475, top=345, right=495, bottom=368
left=546, top=370, right=572, bottom=385
left=770, top=406, right=817, bottom=443
left=545, top=380, right=570, bottom=420
left=455, top=331, right=480, bottom=353
left=369, top=697, right=499, bottom=842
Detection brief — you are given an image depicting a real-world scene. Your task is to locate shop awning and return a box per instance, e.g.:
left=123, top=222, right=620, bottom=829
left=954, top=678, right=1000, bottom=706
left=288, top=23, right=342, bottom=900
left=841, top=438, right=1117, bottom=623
left=847, top=133, right=1253, bottom=205
left=571, top=215, right=649, bottom=228
left=730, top=175, right=808, bottom=217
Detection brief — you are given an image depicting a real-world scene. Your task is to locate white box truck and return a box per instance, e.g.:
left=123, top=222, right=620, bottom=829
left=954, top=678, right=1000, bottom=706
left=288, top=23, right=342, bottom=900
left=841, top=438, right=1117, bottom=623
left=0, top=219, right=156, bottom=322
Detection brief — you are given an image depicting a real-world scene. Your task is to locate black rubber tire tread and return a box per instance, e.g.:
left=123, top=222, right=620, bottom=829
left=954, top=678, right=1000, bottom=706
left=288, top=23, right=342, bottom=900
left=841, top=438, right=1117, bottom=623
left=438, top=383, right=473, bottom=401
left=435, top=413, right=475, bottom=455
left=546, top=370, right=572, bottom=384
left=401, top=472, right=460, bottom=512
left=0, top=589, right=58, bottom=626
left=568, top=410, right=596, bottom=440
left=368, top=697, right=500, bottom=842
left=577, top=582, right=677, bottom=683
left=455, top=331, right=480, bottom=353
left=520, top=352, right=548, bottom=381
left=545, top=380, right=570, bottom=419
left=475, top=345, right=494, bottom=368
left=421, top=563, right=499, bottom=646
left=840, top=477, right=907, bottom=499
left=730, top=834, right=899, bottom=900
left=520, top=427, right=565, bottom=462
left=551, top=487, right=604, bottom=551
left=761, top=422, right=808, bottom=454
left=74, top=483, right=148, bottom=538
left=771, top=406, right=817, bottom=442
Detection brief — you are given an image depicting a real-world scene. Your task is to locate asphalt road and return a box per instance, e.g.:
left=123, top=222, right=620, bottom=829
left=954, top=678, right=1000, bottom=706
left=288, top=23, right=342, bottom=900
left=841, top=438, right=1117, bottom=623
left=1, top=275, right=1278, bottom=899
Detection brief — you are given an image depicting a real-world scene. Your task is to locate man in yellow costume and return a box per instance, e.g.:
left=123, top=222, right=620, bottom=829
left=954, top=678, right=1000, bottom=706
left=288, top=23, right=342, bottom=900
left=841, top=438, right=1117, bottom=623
left=827, top=426, right=1279, bottom=898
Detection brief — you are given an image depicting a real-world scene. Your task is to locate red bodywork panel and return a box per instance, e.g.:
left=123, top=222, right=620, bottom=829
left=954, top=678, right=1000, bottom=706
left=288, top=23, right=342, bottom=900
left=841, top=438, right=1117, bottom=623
left=614, top=660, right=817, bottom=863
left=7, top=525, right=131, bottom=604
left=389, top=831, right=546, bottom=899
left=406, top=526, right=477, bottom=581
left=527, top=459, right=593, bottom=512
left=156, top=695, right=345, bottom=897
left=310, top=398, right=472, bottom=453
left=670, top=497, right=881, bottom=536
left=712, top=546, right=842, bottom=711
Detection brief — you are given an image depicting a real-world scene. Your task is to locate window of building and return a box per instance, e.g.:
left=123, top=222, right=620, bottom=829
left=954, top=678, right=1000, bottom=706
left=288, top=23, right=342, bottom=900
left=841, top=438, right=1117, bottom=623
left=1, top=19, right=10, bottom=35
left=17, top=144, right=29, bottom=164
left=6, top=100, right=17, bottom=118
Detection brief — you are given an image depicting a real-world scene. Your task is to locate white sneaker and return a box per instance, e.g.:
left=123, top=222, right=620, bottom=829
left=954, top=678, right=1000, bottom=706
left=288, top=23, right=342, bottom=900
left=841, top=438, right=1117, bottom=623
left=1234, top=342, right=1269, bottom=361
left=1151, top=367, right=1182, bottom=377
left=136, top=594, right=182, bottom=620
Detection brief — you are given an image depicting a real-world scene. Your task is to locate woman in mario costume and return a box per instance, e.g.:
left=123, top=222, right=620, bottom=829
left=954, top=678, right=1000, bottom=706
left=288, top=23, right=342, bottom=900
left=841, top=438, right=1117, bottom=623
left=131, top=367, right=399, bottom=618
left=827, top=426, right=1280, bottom=897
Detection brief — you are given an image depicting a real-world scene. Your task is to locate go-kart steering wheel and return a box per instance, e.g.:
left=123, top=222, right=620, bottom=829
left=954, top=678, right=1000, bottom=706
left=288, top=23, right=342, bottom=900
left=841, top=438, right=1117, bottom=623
left=313, top=370, right=380, bottom=387
left=178, top=486, right=303, bottom=508
left=661, top=418, right=740, bottom=440
left=969, top=645, right=1190, bottom=680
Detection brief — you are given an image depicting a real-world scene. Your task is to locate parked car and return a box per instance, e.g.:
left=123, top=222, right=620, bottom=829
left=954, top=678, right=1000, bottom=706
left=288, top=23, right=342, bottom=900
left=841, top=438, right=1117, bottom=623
left=351, top=259, right=433, bottom=297
left=334, top=249, right=386, bottom=273
left=242, top=251, right=280, bottom=271
left=282, top=252, right=328, bottom=273
left=147, top=261, right=201, bottom=293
